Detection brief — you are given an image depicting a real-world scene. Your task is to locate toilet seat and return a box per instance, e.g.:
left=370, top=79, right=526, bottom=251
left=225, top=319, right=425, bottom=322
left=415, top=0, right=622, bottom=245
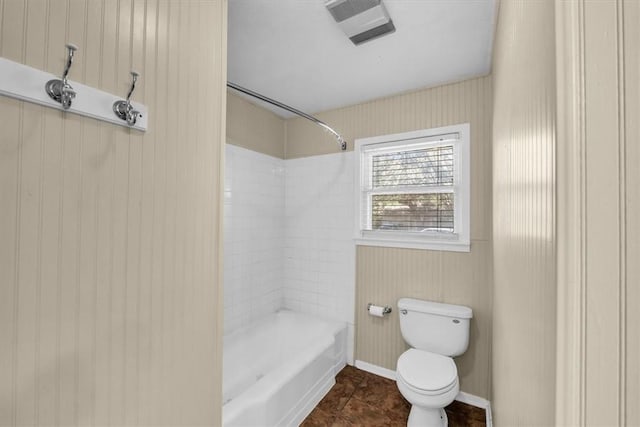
left=396, top=349, right=458, bottom=396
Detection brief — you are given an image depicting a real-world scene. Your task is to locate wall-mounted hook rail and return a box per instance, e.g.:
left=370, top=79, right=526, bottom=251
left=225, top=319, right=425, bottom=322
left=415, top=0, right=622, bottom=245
left=0, top=54, right=148, bottom=131
left=113, top=71, right=142, bottom=126
left=45, top=43, right=78, bottom=109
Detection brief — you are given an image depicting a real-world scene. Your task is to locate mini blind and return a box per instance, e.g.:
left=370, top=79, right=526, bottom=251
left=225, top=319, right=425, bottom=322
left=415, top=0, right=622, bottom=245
left=372, top=145, right=454, bottom=188
left=355, top=124, right=470, bottom=252
left=361, top=134, right=459, bottom=234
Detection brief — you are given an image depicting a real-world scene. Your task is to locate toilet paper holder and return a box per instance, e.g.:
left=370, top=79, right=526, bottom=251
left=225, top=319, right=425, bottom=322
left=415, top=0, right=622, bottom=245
left=367, top=303, right=392, bottom=315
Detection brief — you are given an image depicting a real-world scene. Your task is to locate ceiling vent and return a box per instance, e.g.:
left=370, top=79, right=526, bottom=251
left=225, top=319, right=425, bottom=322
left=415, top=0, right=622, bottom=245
left=325, top=0, right=396, bottom=45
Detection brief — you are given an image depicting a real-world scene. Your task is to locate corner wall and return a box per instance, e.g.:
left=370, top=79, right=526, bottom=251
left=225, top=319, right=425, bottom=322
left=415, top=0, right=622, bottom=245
left=227, top=91, right=285, bottom=158
left=0, top=1, right=227, bottom=425
left=286, top=76, right=493, bottom=399
left=491, top=0, right=557, bottom=424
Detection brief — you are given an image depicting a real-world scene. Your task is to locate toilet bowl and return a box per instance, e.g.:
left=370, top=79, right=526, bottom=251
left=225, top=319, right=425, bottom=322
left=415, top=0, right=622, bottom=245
left=395, top=298, right=472, bottom=427
left=396, top=348, right=460, bottom=426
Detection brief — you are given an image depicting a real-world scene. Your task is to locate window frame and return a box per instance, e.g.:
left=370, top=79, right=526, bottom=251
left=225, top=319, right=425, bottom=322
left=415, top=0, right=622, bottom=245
left=354, top=123, right=470, bottom=252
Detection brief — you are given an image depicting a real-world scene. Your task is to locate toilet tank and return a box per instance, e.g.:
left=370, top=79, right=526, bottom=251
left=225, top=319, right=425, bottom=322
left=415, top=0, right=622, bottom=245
left=398, top=298, right=473, bottom=357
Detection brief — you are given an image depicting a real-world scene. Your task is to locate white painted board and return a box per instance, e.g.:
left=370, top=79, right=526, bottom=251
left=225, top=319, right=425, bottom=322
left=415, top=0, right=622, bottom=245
left=0, top=57, right=148, bottom=131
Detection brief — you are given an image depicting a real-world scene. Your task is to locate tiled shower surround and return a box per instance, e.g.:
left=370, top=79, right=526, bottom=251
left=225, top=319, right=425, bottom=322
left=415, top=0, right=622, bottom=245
left=284, top=152, right=355, bottom=361
left=224, top=144, right=355, bottom=358
left=224, top=145, right=285, bottom=333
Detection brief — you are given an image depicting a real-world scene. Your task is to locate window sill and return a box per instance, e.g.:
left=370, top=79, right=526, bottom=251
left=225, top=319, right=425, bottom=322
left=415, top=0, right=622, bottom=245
left=354, top=237, right=470, bottom=252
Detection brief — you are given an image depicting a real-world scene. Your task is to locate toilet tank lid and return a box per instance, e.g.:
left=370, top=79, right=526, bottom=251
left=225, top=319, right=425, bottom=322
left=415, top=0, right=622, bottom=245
left=397, top=298, right=473, bottom=319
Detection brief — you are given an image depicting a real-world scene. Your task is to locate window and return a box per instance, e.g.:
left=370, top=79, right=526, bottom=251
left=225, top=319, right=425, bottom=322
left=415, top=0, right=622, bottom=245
left=354, top=123, right=470, bottom=252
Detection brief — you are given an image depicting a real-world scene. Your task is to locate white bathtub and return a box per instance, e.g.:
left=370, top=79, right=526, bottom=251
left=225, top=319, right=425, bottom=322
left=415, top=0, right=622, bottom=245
left=223, top=310, right=347, bottom=426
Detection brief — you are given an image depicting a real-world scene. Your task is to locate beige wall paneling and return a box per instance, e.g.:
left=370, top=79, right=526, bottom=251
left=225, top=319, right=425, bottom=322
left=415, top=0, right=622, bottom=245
left=356, top=242, right=492, bottom=399
left=286, top=77, right=493, bottom=242
left=285, top=76, right=493, bottom=399
left=0, top=0, right=227, bottom=425
left=554, top=0, right=586, bottom=423
left=556, top=0, right=639, bottom=424
left=491, top=0, right=557, bottom=425
left=583, top=2, right=623, bottom=422
left=623, top=2, right=639, bottom=424
left=226, top=91, right=285, bottom=158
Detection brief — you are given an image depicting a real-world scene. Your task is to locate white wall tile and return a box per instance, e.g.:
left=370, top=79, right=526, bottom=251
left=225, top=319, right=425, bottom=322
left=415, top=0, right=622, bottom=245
left=284, top=151, right=355, bottom=331
left=224, top=146, right=356, bottom=363
left=223, top=145, right=284, bottom=334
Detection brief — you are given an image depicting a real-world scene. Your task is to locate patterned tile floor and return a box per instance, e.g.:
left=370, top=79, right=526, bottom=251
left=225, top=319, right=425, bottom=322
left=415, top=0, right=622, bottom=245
left=301, top=365, right=486, bottom=427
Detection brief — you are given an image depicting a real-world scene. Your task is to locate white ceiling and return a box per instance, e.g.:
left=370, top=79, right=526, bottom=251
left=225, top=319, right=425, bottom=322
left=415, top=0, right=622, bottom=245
left=228, top=0, right=497, bottom=117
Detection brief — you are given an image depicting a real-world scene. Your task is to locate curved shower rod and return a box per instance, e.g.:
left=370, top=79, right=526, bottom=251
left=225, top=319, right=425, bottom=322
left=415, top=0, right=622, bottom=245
left=227, top=82, right=347, bottom=151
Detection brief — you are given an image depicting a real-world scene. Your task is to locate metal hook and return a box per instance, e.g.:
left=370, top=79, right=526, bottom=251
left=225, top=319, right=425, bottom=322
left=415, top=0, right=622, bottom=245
left=45, top=43, right=78, bottom=110
left=61, top=43, right=77, bottom=83
left=126, top=71, right=138, bottom=102
left=113, top=71, right=141, bottom=126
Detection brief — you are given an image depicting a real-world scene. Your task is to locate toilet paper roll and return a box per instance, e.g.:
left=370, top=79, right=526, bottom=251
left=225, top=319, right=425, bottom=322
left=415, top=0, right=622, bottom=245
left=368, top=305, right=386, bottom=318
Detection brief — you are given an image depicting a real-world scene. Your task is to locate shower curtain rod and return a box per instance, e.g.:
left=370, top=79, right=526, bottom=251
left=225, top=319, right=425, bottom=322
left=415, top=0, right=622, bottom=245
left=227, top=82, right=347, bottom=151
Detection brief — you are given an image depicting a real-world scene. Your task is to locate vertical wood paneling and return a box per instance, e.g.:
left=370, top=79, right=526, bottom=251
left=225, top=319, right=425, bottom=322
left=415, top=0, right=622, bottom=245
left=0, top=1, right=226, bottom=425
left=584, top=3, right=621, bottom=422
left=30, top=4, right=50, bottom=425
left=623, top=3, right=639, bottom=424
left=211, top=0, right=226, bottom=420
left=38, top=4, right=67, bottom=424
left=0, top=2, right=25, bottom=424
left=355, top=242, right=492, bottom=398
left=124, top=0, right=144, bottom=422
left=13, top=3, right=47, bottom=425
left=492, top=0, right=557, bottom=425
left=76, top=1, right=101, bottom=424
left=287, top=76, right=493, bottom=399
left=137, top=1, right=155, bottom=423
left=556, top=0, right=639, bottom=424
left=226, top=91, right=286, bottom=158
left=148, top=1, right=167, bottom=423
left=162, top=1, right=178, bottom=420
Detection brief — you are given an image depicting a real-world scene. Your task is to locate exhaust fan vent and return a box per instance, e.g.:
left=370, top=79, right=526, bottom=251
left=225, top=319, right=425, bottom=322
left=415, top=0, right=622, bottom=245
left=325, top=0, right=396, bottom=45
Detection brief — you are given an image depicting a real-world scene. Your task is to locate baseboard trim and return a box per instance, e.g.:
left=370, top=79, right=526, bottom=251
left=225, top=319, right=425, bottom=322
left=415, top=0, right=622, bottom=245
left=354, top=359, right=396, bottom=380
left=353, top=359, right=492, bottom=427
left=455, top=391, right=493, bottom=427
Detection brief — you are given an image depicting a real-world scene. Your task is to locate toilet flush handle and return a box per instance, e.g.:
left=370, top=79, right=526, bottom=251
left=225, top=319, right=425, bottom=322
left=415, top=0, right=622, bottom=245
left=400, top=309, right=407, bottom=315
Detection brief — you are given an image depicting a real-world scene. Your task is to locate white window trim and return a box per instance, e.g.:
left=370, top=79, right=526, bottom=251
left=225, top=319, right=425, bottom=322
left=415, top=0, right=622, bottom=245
left=354, top=123, right=471, bottom=252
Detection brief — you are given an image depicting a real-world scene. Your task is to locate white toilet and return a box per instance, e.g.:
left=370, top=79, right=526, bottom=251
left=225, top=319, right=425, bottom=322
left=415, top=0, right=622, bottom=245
left=396, top=298, right=473, bottom=427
